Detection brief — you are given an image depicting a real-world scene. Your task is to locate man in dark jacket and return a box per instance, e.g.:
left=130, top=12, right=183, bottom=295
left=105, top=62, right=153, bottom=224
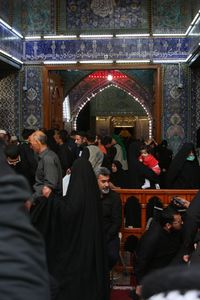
left=134, top=207, right=183, bottom=298
left=29, top=130, right=62, bottom=203
left=96, top=167, right=122, bottom=270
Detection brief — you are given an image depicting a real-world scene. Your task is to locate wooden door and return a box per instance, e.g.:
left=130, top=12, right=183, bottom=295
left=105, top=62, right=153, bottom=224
left=43, top=69, right=64, bottom=129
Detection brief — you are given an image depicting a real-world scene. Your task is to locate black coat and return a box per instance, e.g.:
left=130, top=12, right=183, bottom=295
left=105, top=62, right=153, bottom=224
left=0, top=147, right=50, bottom=300
left=101, top=190, right=122, bottom=242
left=135, top=223, right=182, bottom=284
left=166, top=142, right=200, bottom=189
left=57, top=143, right=74, bottom=176
left=182, top=191, right=200, bottom=255
left=31, top=158, right=109, bottom=300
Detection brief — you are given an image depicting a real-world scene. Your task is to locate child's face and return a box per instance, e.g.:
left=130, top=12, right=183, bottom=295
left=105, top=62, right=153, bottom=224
left=112, top=163, right=117, bottom=173
left=141, top=149, right=148, bottom=157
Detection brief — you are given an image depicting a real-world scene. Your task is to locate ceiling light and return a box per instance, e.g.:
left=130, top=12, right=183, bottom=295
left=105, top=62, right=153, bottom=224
left=153, top=59, right=186, bottom=63
left=185, top=25, right=193, bottom=35
left=115, top=33, right=150, bottom=37
left=191, top=11, right=200, bottom=25
left=153, top=33, right=186, bottom=37
left=0, top=18, right=12, bottom=30
left=79, top=60, right=113, bottom=64
left=11, top=56, right=23, bottom=64
left=43, top=35, right=77, bottom=39
left=0, top=49, right=12, bottom=57
left=189, top=33, right=200, bottom=36
left=79, top=34, right=113, bottom=38
left=43, top=60, right=77, bottom=64
left=11, top=28, right=23, bottom=38
left=107, top=74, right=113, bottom=81
left=25, top=36, right=42, bottom=40
left=116, top=59, right=150, bottom=63
left=0, top=49, right=23, bottom=64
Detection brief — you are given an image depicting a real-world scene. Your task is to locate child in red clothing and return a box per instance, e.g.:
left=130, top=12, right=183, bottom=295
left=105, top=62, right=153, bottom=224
left=139, top=146, right=160, bottom=189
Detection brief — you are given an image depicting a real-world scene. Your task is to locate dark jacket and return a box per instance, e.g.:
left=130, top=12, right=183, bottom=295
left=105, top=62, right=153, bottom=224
left=101, top=190, right=122, bottom=242
left=135, top=223, right=182, bottom=284
left=0, top=159, right=50, bottom=300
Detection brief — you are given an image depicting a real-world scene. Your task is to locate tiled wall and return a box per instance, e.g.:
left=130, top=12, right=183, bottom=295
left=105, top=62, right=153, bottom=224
left=0, top=73, right=19, bottom=135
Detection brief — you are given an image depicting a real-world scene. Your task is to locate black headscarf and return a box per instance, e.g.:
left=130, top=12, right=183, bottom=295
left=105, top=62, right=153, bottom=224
left=166, top=142, right=200, bottom=189
left=41, top=158, right=109, bottom=300
left=110, top=160, right=128, bottom=188
left=0, top=142, right=50, bottom=300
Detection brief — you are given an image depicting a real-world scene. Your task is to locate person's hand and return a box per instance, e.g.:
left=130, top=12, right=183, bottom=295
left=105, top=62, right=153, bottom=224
left=24, top=199, right=32, bottom=211
left=136, top=285, right=142, bottom=296
left=66, top=168, right=71, bottom=175
left=42, top=186, right=52, bottom=198
left=178, top=197, right=190, bottom=208
left=183, top=255, right=190, bottom=263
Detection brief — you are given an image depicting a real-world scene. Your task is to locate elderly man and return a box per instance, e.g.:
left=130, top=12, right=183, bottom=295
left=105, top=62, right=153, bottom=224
left=96, top=167, right=122, bottom=270
left=29, top=130, right=62, bottom=203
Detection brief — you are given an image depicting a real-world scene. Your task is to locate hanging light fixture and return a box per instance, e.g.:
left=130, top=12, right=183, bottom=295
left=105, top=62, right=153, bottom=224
left=107, top=74, right=113, bottom=81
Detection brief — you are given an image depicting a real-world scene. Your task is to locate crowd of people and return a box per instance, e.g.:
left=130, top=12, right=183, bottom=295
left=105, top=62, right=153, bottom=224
left=1, top=127, right=200, bottom=300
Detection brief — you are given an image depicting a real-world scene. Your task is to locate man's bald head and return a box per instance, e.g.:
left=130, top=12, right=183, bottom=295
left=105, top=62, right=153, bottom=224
left=29, top=130, right=47, bottom=153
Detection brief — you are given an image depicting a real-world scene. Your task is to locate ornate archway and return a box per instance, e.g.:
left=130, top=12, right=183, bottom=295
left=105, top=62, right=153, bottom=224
left=43, top=65, right=161, bottom=141
left=72, top=82, right=153, bottom=138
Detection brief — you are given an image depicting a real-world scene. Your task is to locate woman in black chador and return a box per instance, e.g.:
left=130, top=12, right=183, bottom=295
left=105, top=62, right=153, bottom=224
left=32, top=158, right=109, bottom=300
left=110, top=160, right=128, bottom=188
left=165, top=142, right=200, bottom=189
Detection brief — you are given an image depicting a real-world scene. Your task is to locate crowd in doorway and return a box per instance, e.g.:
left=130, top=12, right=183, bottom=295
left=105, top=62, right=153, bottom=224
left=1, top=126, right=200, bottom=300
left=2, top=127, right=200, bottom=190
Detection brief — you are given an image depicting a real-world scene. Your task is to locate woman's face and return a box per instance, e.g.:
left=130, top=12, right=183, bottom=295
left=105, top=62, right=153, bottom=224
left=188, top=151, right=194, bottom=156
left=187, top=151, right=195, bottom=161
left=112, top=163, right=117, bottom=173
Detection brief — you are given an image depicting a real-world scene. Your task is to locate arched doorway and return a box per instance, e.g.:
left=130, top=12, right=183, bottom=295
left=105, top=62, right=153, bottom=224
left=73, top=82, right=152, bottom=140
left=43, top=64, right=161, bottom=142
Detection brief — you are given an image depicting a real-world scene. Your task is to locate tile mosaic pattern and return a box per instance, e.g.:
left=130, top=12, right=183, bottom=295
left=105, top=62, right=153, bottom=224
left=24, top=37, right=190, bottom=62
left=192, top=69, right=200, bottom=142
left=21, top=66, right=43, bottom=129
left=152, top=0, right=192, bottom=34
left=65, top=0, right=148, bottom=31
left=12, top=1, right=23, bottom=33
left=163, top=64, right=191, bottom=154
left=0, top=74, right=17, bottom=135
left=21, top=0, right=55, bottom=35
left=0, top=0, right=11, bottom=25
left=0, top=23, right=23, bottom=60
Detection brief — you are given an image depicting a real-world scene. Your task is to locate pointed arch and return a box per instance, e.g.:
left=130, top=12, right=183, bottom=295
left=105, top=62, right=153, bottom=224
left=72, top=82, right=153, bottom=138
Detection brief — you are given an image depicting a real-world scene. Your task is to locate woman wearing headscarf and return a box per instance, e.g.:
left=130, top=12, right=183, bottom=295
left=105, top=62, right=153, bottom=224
left=110, top=160, right=128, bottom=188
left=56, top=158, right=108, bottom=300
left=32, top=158, right=109, bottom=300
left=112, top=134, right=128, bottom=171
left=165, top=142, right=200, bottom=189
